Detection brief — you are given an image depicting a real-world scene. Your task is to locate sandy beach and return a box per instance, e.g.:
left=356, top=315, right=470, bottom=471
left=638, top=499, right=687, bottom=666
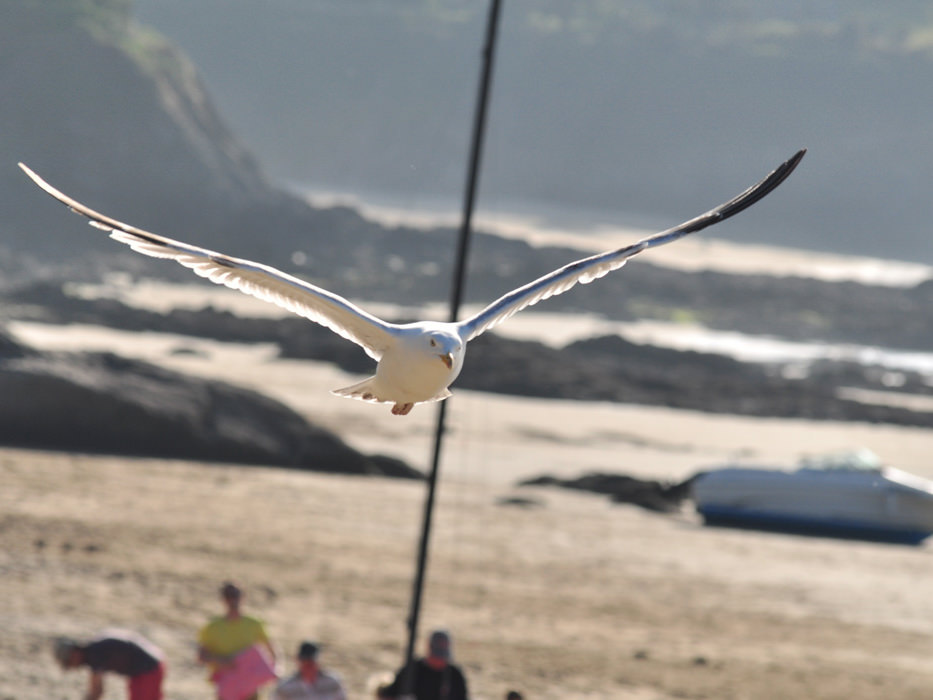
left=9, top=224, right=933, bottom=699
left=6, top=305, right=933, bottom=699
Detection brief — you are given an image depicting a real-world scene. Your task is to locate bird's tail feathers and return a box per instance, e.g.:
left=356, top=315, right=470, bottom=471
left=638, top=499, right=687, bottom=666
left=331, top=378, right=452, bottom=405
left=331, top=377, right=386, bottom=403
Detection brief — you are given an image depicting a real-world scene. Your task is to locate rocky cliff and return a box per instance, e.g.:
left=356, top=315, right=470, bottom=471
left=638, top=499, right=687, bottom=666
left=0, top=1, right=355, bottom=271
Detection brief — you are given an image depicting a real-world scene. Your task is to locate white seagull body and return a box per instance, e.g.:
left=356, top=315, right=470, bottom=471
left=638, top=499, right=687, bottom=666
left=19, top=149, right=804, bottom=415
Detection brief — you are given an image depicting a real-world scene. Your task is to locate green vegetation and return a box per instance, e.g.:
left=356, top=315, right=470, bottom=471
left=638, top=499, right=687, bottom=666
left=116, top=22, right=189, bottom=83
left=796, top=309, right=829, bottom=331
left=0, top=0, right=188, bottom=87
left=629, top=302, right=708, bottom=326
left=398, top=0, right=933, bottom=57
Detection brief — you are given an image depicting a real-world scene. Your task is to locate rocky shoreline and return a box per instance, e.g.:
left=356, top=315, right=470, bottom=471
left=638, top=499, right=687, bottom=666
left=6, top=281, right=933, bottom=429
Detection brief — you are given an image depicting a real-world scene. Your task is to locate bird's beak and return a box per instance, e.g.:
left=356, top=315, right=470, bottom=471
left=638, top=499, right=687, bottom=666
left=440, top=353, right=454, bottom=369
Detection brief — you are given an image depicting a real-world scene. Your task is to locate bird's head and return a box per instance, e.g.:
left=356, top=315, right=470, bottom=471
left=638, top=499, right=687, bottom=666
left=424, top=329, right=463, bottom=371
left=391, top=322, right=467, bottom=390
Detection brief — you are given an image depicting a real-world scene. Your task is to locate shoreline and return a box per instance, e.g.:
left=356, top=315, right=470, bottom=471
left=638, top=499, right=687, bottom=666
left=11, top=319, right=933, bottom=487
left=65, top=279, right=933, bottom=381
left=291, top=182, right=933, bottom=287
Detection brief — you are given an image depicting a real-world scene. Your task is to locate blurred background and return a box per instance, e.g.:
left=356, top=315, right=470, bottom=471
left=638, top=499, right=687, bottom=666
left=132, top=0, right=933, bottom=261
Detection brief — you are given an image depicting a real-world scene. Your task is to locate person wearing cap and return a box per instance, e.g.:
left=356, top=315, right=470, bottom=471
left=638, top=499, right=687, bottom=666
left=269, top=641, right=347, bottom=700
left=197, top=581, right=277, bottom=700
left=52, top=629, right=165, bottom=700
left=381, top=629, right=469, bottom=700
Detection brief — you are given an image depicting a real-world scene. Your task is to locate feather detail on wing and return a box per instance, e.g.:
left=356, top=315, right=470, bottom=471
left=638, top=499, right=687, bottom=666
left=18, top=163, right=396, bottom=360
left=457, top=148, right=806, bottom=342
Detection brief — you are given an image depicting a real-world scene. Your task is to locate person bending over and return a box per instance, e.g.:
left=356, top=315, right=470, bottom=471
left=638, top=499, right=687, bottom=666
left=53, top=629, right=165, bottom=700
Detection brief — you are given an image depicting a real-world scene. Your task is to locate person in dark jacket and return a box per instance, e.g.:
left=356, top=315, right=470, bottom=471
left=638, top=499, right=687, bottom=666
left=381, top=629, right=468, bottom=700
left=53, top=629, right=165, bottom=700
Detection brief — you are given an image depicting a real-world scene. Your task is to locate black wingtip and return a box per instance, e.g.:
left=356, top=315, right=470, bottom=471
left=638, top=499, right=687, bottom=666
left=757, top=147, right=807, bottom=195
left=778, top=147, right=807, bottom=182
left=787, top=147, right=807, bottom=172
left=712, top=147, right=807, bottom=222
left=644, top=147, right=807, bottom=241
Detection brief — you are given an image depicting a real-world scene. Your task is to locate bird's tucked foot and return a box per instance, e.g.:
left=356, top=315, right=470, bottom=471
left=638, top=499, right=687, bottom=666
left=391, top=402, right=414, bottom=416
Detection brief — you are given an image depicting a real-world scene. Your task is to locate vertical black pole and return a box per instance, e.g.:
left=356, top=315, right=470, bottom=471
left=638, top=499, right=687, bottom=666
left=401, top=0, right=503, bottom=692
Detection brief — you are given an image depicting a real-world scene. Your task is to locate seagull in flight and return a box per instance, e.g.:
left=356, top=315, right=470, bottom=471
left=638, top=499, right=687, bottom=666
left=19, top=149, right=804, bottom=415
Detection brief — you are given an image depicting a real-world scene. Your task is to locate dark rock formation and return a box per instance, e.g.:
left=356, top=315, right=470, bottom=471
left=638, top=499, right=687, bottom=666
left=496, top=495, right=544, bottom=509
left=0, top=2, right=254, bottom=251
left=519, top=472, right=699, bottom=513
left=460, top=333, right=933, bottom=426
left=0, top=328, right=420, bottom=478
left=0, top=0, right=402, bottom=289
left=8, top=283, right=933, bottom=428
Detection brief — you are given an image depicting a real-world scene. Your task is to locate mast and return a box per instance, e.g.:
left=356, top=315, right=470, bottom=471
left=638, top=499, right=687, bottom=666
left=401, top=0, right=504, bottom=692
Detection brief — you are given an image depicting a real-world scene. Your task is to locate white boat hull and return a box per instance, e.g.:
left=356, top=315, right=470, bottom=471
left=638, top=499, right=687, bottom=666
left=692, top=464, right=933, bottom=544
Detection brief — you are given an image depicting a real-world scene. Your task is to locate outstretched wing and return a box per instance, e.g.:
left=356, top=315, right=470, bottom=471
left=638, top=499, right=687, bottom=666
left=457, top=148, right=806, bottom=342
left=19, top=163, right=397, bottom=360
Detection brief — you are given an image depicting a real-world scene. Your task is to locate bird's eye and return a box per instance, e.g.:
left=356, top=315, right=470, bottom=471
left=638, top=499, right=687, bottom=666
left=429, top=338, right=437, bottom=347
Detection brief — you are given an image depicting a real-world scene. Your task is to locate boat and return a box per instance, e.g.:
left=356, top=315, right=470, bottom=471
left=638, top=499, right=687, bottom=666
left=691, top=450, right=933, bottom=544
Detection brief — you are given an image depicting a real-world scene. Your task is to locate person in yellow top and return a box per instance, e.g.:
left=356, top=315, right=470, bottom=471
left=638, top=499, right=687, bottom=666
left=197, top=581, right=277, bottom=700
